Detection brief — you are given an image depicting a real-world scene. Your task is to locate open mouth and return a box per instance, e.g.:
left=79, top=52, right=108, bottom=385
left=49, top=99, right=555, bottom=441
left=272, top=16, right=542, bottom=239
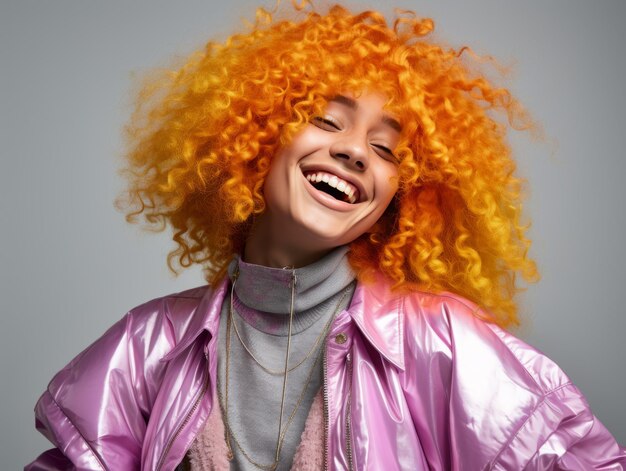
left=304, top=171, right=359, bottom=204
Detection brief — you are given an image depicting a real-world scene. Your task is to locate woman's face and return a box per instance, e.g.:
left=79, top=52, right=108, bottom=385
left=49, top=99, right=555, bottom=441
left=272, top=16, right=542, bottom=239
left=247, top=92, right=401, bottom=266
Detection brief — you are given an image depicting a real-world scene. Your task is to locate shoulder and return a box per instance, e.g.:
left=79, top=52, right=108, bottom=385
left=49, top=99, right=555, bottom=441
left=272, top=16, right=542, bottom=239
left=356, top=280, right=575, bottom=454
left=123, top=285, right=212, bottom=348
left=354, top=278, right=570, bottom=394
left=396, top=288, right=571, bottom=394
left=356, top=282, right=610, bottom=464
left=404, top=289, right=626, bottom=467
left=48, top=284, right=219, bottom=397
left=31, top=284, right=224, bottom=469
left=97, top=284, right=213, bottom=353
left=126, top=284, right=210, bottom=324
left=396, top=288, right=586, bottom=463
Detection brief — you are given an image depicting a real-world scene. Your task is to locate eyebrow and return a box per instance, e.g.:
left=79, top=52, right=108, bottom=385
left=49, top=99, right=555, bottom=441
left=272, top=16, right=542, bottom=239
left=330, top=95, right=403, bottom=132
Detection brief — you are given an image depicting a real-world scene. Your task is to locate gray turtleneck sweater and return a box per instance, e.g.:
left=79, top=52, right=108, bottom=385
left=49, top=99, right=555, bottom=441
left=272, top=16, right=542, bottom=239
left=216, top=246, right=355, bottom=471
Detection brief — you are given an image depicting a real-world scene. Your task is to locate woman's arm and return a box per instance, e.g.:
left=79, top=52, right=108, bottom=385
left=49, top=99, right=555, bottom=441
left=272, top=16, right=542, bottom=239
left=25, top=290, right=183, bottom=471
left=495, top=382, right=626, bottom=469
left=26, top=312, right=148, bottom=470
left=402, top=291, right=626, bottom=469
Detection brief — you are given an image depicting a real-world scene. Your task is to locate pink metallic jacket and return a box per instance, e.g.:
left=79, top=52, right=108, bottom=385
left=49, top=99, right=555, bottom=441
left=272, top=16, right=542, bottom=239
left=28, top=277, right=626, bottom=470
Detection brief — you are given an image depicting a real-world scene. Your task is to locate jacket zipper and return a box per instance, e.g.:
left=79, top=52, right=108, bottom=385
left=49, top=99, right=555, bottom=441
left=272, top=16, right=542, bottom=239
left=156, top=361, right=211, bottom=471
left=345, top=352, right=354, bottom=471
left=323, top=339, right=330, bottom=471
left=324, top=341, right=355, bottom=471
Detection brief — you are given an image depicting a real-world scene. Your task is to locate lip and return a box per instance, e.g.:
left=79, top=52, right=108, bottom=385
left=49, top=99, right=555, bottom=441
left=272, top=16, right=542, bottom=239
left=302, top=172, right=358, bottom=212
left=299, top=163, right=367, bottom=203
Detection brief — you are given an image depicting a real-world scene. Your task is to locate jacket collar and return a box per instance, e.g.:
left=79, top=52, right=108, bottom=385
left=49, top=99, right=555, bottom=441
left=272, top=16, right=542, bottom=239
left=348, top=275, right=405, bottom=371
left=163, top=274, right=405, bottom=371
left=162, top=277, right=229, bottom=362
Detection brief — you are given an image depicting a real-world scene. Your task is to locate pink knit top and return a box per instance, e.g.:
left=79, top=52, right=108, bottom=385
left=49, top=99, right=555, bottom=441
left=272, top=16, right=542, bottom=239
left=188, top=389, right=325, bottom=470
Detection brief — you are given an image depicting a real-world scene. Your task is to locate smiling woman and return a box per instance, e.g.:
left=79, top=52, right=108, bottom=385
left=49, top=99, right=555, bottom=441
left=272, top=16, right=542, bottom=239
left=26, top=2, right=626, bottom=470
left=246, top=93, right=400, bottom=269
left=117, top=3, right=536, bottom=327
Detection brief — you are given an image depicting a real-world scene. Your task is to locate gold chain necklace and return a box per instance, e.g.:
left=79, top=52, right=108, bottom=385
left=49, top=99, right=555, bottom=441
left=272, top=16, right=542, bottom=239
left=219, top=269, right=351, bottom=470
left=230, top=281, right=352, bottom=376
left=219, top=317, right=324, bottom=470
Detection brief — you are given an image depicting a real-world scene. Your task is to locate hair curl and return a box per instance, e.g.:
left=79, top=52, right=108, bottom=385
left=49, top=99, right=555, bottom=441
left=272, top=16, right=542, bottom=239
left=119, top=2, right=539, bottom=327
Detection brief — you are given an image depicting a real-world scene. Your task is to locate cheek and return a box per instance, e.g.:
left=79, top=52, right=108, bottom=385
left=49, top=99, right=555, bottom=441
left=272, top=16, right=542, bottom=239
left=377, top=167, right=400, bottom=204
left=262, top=147, right=291, bottom=201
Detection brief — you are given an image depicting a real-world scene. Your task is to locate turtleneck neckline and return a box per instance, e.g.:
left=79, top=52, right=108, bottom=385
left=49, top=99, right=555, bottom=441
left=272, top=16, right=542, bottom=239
left=228, top=246, right=354, bottom=314
left=226, top=246, right=356, bottom=335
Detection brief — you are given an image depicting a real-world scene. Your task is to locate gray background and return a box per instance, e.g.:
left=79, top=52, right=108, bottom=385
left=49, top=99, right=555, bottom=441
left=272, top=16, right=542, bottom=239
left=2, top=0, right=625, bottom=468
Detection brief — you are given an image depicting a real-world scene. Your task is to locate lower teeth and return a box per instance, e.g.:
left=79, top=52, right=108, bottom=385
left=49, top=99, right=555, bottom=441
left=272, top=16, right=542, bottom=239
left=312, top=182, right=348, bottom=202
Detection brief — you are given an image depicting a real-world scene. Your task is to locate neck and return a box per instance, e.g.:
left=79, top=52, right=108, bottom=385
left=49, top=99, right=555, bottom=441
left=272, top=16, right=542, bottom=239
left=244, top=216, right=332, bottom=268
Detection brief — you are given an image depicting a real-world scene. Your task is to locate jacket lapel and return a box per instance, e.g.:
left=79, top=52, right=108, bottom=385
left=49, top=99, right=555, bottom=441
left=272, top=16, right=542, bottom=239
left=348, top=276, right=405, bottom=371
left=162, top=278, right=229, bottom=362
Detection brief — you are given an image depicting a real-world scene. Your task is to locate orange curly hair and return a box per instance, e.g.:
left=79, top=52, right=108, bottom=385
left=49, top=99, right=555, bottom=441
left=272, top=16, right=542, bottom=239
left=119, top=2, right=539, bottom=327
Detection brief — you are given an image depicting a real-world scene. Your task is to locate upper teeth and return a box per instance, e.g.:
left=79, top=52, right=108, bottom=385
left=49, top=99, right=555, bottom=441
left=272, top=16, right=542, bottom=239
left=305, top=171, right=358, bottom=204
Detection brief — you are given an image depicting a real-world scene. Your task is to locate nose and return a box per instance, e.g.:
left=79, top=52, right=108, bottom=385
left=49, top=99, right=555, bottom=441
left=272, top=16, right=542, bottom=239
left=329, top=131, right=369, bottom=171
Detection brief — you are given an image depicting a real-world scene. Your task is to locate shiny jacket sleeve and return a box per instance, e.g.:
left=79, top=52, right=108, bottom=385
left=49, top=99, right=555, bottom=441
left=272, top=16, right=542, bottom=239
left=26, top=297, right=176, bottom=470
left=402, top=292, right=626, bottom=470
left=497, top=381, right=626, bottom=469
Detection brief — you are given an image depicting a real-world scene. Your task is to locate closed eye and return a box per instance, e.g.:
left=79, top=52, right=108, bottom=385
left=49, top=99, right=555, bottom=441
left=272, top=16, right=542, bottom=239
left=371, top=143, right=397, bottom=161
left=311, top=116, right=341, bottom=131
